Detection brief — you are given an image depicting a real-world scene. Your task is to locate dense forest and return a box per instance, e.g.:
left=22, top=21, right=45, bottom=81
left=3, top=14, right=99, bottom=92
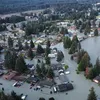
left=0, top=0, right=99, bottom=14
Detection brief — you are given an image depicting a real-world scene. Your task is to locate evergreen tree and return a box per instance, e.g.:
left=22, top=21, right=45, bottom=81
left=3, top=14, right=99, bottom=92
left=11, top=91, right=16, bottom=98
left=0, top=91, right=7, bottom=100
left=88, top=68, right=97, bottom=79
left=56, top=51, right=64, bottom=62
left=72, top=35, right=79, bottom=43
left=63, top=36, right=72, bottom=49
left=27, top=48, right=34, bottom=60
left=45, top=46, right=51, bottom=57
left=60, top=27, right=65, bottom=35
left=11, top=51, right=17, bottom=70
left=77, top=49, right=86, bottom=64
left=84, top=24, right=91, bottom=35
left=80, top=23, right=86, bottom=32
left=69, top=41, right=77, bottom=54
left=64, top=28, right=69, bottom=34
left=47, top=68, right=54, bottom=79
left=39, top=98, right=45, bottom=100
left=78, top=41, right=81, bottom=51
left=18, top=39, right=23, bottom=50
left=8, top=37, right=13, bottom=48
left=87, top=87, right=97, bottom=100
left=15, top=55, right=27, bottom=73
left=92, top=20, right=96, bottom=27
left=36, top=64, right=42, bottom=77
left=41, top=62, right=47, bottom=77
left=36, top=44, right=44, bottom=54
left=4, top=50, right=16, bottom=69
left=95, top=57, right=100, bottom=74
left=4, top=50, right=12, bottom=69
left=94, top=29, right=98, bottom=36
left=30, top=40, right=35, bottom=48
left=13, top=23, right=16, bottom=28
left=45, top=56, right=51, bottom=65
left=24, top=42, right=29, bottom=50
left=78, top=53, right=90, bottom=71
left=46, top=39, right=51, bottom=47
left=49, top=97, right=55, bottom=100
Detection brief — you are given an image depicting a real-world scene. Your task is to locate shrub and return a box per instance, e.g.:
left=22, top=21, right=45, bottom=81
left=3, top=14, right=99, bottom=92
left=76, top=71, right=80, bottom=74
left=64, top=65, right=69, bottom=70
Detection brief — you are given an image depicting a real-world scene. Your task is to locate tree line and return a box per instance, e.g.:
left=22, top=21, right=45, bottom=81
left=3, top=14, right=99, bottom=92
left=0, top=15, right=25, bottom=24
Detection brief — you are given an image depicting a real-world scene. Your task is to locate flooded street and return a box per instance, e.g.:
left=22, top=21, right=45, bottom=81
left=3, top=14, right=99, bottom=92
left=81, top=36, right=100, bottom=65
left=1, top=38, right=100, bottom=100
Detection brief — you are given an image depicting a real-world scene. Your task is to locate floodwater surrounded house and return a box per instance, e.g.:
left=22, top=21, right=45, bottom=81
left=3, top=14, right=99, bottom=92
left=59, top=74, right=69, bottom=84
left=3, top=71, right=18, bottom=80
left=57, top=83, right=73, bottom=92
left=93, top=76, right=100, bottom=84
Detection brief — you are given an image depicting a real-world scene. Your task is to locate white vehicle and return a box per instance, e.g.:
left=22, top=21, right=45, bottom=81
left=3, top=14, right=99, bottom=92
left=48, top=54, right=56, bottom=58
left=59, top=73, right=64, bottom=75
left=37, top=86, right=41, bottom=89
left=58, top=69, right=64, bottom=73
left=21, top=95, right=27, bottom=100
left=13, top=82, right=17, bottom=87
left=65, top=71, right=70, bottom=75
left=61, top=63, right=65, bottom=65
left=53, top=87, right=57, bottom=93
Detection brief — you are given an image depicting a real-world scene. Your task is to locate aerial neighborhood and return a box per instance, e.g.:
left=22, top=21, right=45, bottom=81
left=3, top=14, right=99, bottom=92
left=0, top=1, right=100, bottom=100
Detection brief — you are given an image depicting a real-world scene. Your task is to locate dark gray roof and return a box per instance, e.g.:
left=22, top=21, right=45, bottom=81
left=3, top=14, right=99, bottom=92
left=27, top=77, right=39, bottom=83
left=39, top=80, right=54, bottom=87
left=59, top=75, right=69, bottom=84
left=94, top=76, right=100, bottom=82
left=51, top=64, right=62, bottom=70
left=57, top=83, right=73, bottom=92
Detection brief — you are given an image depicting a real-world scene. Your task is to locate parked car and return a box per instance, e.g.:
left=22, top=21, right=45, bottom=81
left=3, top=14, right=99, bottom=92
left=53, top=86, right=57, bottom=93
left=65, top=71, right=70, bottom=75
left=13, top=82, right=18, bottom=87
left=60, top=72, right=64, bottom=75
left=13, top=81, right=23, bottom=87
left=58, top=69, right=64, bottom=73
left=21, top=95, right=27, bottom=100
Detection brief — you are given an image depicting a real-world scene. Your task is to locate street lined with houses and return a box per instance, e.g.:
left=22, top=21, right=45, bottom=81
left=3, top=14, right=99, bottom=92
left=0, top=42, right=100, bottom=100
left=0, top=3, right=100, bottom=100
